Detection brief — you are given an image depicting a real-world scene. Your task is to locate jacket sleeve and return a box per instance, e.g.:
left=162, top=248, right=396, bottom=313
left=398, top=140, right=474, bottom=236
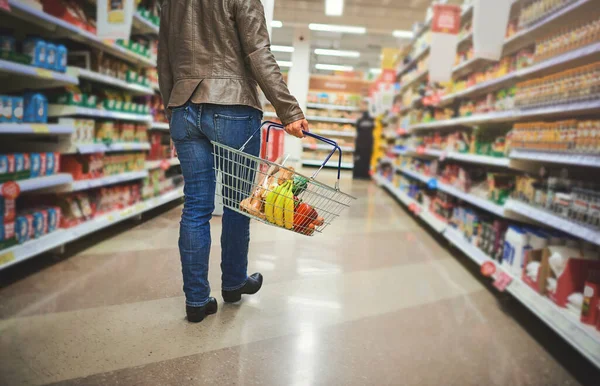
left=233, top=0, right=305, bottom=126
left=157, top=2, right=173, bottom=120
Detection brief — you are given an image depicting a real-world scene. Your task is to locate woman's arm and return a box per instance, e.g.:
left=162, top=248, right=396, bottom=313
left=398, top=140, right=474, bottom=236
left=233, top=0, right=308, bottom=137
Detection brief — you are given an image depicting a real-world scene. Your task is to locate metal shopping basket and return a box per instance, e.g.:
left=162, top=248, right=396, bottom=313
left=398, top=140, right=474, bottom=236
left=212, top=121, right=356, bottom=236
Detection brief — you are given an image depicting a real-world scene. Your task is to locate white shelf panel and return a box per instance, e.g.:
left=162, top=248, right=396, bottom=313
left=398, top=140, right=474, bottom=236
left=519, top=42, right=600, bottom=78
left=0, top=59, right=78, bottom=85
left=438, top=183, right=505, bottom=217
left=441, top=71, right=517, bottom=105
left=263, top=111, right=277, bottom=118
left=69, top=67, right=154, bottom=95
left=398, top=168, right=431, bottom=184
left=306, top=103, right=360, bottom=112
left=518, top=99, right=600, bottom=118
left=509, top=149, right=600, bottom=168
left=0, top=123, right=73, bottom=135
left=302, top=160, right=353, bottom=169
left=504, top=199, right=600, bottom=246
left=420, top=209, right=448, bottom=233
left=7, top=1, right=157, bottom=68
left=408, top=111, right=514, bottom=130
left=70, top=170, right=149, bottom=192
left=0, top=173, right=74, bottom=193
left=145, top=158, right=180, bottom=169
left=397, top=46, right=430, bottom=77
left=303, top=144, right=354, bottom=152
left=444, top=227, right=500, bottom=267
left=132, top=12, right=159, bottom=35
left=151, top=122, right=170, bottom=131
left=106, top=142, right=151, bottom=152
left=305, top=115, right=356, bottom=124
left=448, top=153, right=511, bottom=167
left=399, top=70, right=428, bottom=94
left=0, top=188, right=184, bottom=271
left=311, top=129, right=356, bottom=138
left=48, top=105, right=153, bottom=122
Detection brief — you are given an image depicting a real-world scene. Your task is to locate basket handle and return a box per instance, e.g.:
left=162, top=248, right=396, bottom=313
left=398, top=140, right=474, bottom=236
left=240, top=120, right=343, bottom=188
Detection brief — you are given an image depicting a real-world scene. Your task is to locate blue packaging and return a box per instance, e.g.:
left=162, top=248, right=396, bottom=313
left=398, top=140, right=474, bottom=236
left=23, top=38, right=47, bottom=68
left=15, top=215, right=31, bottom=244
left=31, top=210, right=45, bottom=239
left=45, top=43, right=57, bottom=70
left=45, top=152, right=55, bottom=176
left=30, top=153, right=44, bottom=177
left=55, top=44, right=67, bottom=72
left=46, top=207, right=59, bottom=233
left=12, top=96, right=23, bottom=123
left=23, top=93, right=48, bottom=123
left=0, top=34, right=15, bottom=53
left=0, top=95, right=13, bottom=122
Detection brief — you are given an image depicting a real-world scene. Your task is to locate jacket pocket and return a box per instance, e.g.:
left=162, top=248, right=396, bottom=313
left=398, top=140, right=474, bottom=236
left=169, top=104, right=190, bottom=141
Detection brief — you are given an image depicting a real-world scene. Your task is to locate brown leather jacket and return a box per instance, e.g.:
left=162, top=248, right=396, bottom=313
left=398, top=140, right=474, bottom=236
left=157, top=0, right=304, bottom=125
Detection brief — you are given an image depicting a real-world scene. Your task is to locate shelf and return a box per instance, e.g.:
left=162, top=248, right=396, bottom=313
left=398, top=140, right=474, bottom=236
left=5, top=1, right=157, bottom=68
left=452, top=57, right=491, bottom=79
left=408, top=148, right=511, bottom=167
left=509, top=149, right=600, bottom=168
left=0, top=173, right=73, bottom=193
left=68, top=67, right=154, bottom=95
left=132, top=12, right=159, bottom=35
left=397, top=46, right=430, bottom=77
left=145, top=158, right=180, bottom=169
left=106, top=142, right=151, bottom=152
left=0, top=123, right=73, bottom=135
left=48, top=105, right=153, bottom=122
left=70, top=170, right=149, bottom=192
left=311, top=129, right=356, bottom=138
left=399, top=168, right=506, bottom=217
left=305, top=115, right=356, bottom=124
left=0, top=187, right=184, bottom=271
left=504, top=199, right=600, bottom=246
left=150, top=122, right=170, bottom=131
left=440, top=71, right=518, bottom=106
left=409, top=100, right=600, bottom=131
left=399, top=70, right=428, bottom=94
left=303, top=144, right=354, bottom=152
left=302, top=160, right=353, bottom=169
left=444, top=226, right=502, bottom=267
left=306, top=103, right=361, bottom=112
left=0, top=59, right=78, bottom=87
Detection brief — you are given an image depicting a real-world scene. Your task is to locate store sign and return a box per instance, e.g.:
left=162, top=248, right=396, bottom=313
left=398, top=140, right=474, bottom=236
left=1, top=181, right=20, bottom=200
left=493, top=271, right=513, bottom=292
left=428, top=4, right=461, bottom=83
left=0, top=0, right=10, bottom=11
left=473, top=0, right=512, bottom=60
left=481, top=261, right=496, bottom=277
left=96, top=0, right=135, bottom=40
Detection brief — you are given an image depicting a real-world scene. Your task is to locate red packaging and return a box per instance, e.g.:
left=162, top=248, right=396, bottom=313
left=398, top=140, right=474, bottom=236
left=549, top=258, right=600, bottom=307
left=581, top=280, right=600, bottom=325
left=39, top=153, right=47, bottom=177
left=1, top=197, right=15, bottom=223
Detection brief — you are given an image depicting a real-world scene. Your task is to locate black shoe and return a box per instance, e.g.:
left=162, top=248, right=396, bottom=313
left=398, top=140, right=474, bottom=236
left=186, top=297, right=218, bottom=323
left=222, top=273, right=263, bottom=303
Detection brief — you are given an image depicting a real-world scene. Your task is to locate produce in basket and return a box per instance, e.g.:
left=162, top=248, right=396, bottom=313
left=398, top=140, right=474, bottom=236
left=292, top=175, right=309, bottom=196
left=294, top=202, right=318, bottom=235
left=240, top=162, right=280, bottom=219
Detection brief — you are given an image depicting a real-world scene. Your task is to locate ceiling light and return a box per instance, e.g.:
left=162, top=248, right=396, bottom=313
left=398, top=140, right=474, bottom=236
left=277, top=60, right=293, bottom=67
left=315, top=63, right=354, bottom=72
left=272, top=20, right=283, bottom=28
left=325, top=0, right=344, bottom=16
left=314, top=48, right=360, bottom=58
left=309, top=23, right=366, bottom=34
left=370, top=68, right=382, bottom=74
left=392, top=30, right=414, bottom=39
left=271, top=45, right=295, bottom=53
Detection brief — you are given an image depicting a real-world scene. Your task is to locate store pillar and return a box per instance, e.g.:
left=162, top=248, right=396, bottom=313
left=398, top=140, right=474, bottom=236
left=285, top=27, right=311, bottom=165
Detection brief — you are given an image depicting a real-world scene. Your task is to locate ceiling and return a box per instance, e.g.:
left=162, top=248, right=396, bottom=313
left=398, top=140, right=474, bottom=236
left=270, top=0, right=462, bottom=74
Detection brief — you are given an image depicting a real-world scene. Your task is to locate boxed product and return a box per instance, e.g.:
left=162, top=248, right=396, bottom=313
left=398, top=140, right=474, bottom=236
left=29, top=153, right=46, bottom=177
left=61, top=154, right=103, bottom=180
left=0, top=195, right=16, bottom=223
left=581, top=277, right=600, bottom=326
left=23, top=93, right=48, bottom=123
left=0, top=221, right=16, bottom=250
left=12, top=97, right=24, bottom=123
left=15, top=214, right=33, bottom=244
left=23, top=37, right=47, bottom=68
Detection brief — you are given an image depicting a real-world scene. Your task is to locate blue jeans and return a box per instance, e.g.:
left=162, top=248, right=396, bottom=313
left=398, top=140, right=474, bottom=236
left=169, top=102, right=262, bottom=307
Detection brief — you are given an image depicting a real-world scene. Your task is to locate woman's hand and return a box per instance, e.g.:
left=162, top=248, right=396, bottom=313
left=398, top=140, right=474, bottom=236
left=284, top=119, right=309, bottom=138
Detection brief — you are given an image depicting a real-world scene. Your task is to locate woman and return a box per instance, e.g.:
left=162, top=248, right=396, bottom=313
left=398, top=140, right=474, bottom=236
left=158, top=0, right=308, bottom=323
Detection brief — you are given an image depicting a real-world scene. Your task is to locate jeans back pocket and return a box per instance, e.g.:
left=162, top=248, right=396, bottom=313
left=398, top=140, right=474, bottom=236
left=169, top=104, right=190, bottom=142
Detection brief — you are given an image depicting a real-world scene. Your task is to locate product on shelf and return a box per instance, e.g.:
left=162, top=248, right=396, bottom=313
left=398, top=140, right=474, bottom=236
left=535, top=19, right=600, bottom=63
left=142, top=169, right=183, bottom=199
left=510, top=119, right=600, bottom=153
left=518, top=0, right=578, bottom=29
left=69, top=49, right=152, bottom=86
left=306, top=92, right=362, bottom=107
left=0, top=96, right=23, bottom=123
left=61, top=153, right=145, bottom=181
left=0, top=152, right=59, bottom=182
left=0, top=32, right=68, bottom=72
left=515, top=62, right=600, bottom=108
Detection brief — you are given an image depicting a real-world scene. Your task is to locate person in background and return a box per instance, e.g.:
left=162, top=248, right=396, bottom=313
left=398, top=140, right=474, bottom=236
left=353, top=101, right=375, bottom=179
left=157, top=0, right=309, bottom=323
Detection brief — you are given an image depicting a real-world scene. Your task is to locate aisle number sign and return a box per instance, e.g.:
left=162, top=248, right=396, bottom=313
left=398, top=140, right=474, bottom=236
left=429, top=4, right=461, bottom=83
left=473, top=0, right=512, bottom=60
left=97, top=0, right=135, bottom=40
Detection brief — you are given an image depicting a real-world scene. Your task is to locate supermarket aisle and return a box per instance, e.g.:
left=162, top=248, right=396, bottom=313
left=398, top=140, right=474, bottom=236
left=0, top=178, right=591, bottom=385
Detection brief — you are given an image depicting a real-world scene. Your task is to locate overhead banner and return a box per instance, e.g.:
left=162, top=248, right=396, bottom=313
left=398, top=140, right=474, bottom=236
left=473, top=0, right=512, bottom=60
left=97, top=0, right=135, bottom=40
left=428, top=4, right=461, bottom=83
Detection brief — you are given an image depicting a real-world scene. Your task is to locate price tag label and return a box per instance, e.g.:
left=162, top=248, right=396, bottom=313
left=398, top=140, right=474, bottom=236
left=481, top=261, right=496, bottom=277
left=31, top=124, right=49, bottom=133
left=493, top=271, right=513, bottom=292
left=121, top=209, right=132, bottom=218
left=35, top=68, right=53, bottom=79
left=160, top=159, right=171, bottom=171
left=107, top=215, right=115, bottom=222
left=408, top=203, right=421, bottom=215
left=135, top=203, right=146, bottom=211
left=123, top=144, right=133, bottom=150
left=0, top=251, right=15, bottom=265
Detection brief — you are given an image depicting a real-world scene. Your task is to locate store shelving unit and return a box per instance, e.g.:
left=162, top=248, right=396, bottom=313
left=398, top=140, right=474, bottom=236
left=303, top=143, right=354, bottom=152
left=48, top=105, right=153, bottom=122
left=70, top=170, right=149, bottom=192
left=0, top=173, right=74, bottom=193
left=133, top=12, right=160, bottom=35
left=0, top=123, right=74, bottom=135
left=305, top=115, right=356, bottom=124
left=151, top=122, right=170, bottom=131
left=0, top=187, right=184, bottom=272
left=306, top=103, right=360, bottom=112
left=0, top=58, right=78, bottom=89
left=378, top=0, right=600, bottom=367
left=68, top=67, right=155, bottom=96
left=145, top=158, right=180, bottom=170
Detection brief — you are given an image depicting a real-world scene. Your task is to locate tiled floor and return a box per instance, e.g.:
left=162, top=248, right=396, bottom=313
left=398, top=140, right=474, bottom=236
left=0, top=176, right=597, bottom=385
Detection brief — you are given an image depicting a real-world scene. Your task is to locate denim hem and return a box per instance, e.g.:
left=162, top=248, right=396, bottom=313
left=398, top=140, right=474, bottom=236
left=222, top=278, right=247, bottom=291
left=186, top=298, right=211, bottom=307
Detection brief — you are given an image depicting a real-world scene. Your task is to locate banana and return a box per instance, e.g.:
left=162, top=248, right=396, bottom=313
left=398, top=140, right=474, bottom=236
left=283, top=184, right=295, bottom=230
left=264, top=184, right=280, bottom=223
left=273, top=181, right=289, bottom=227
